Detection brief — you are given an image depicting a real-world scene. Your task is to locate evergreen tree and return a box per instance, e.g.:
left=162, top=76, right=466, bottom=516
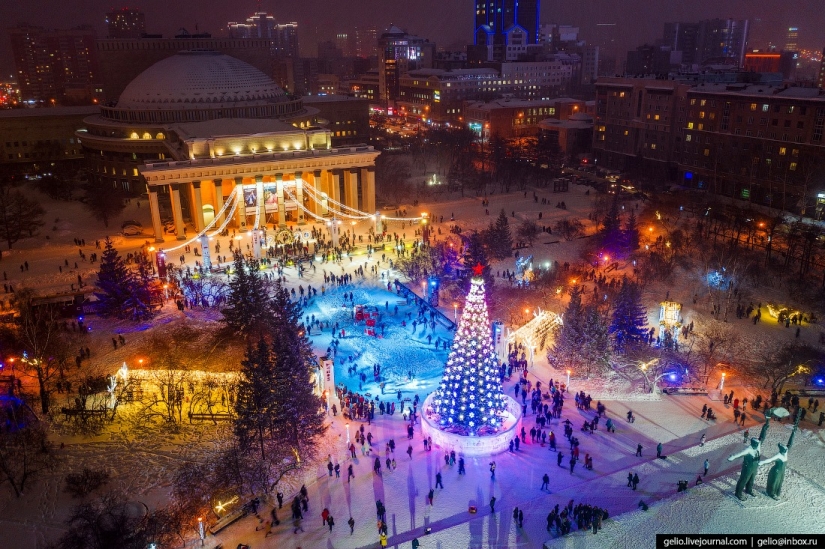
left=600, top=193, right=623, bottom=253
left=267, top=281, right=326, bottom=455
left=221, top=255, right=271, bottom=338
left=462, top=231, right=494, bottom=289
left=609, top=277, right=648, bottom=351
left=94, top=238, right=136, bottom=318
left=122, top=255, right=154, bottom=320
left=490, top=209, right=514, bottom=260
left=623, top=210, right=640, bottom=252
left=432, top=267, right=506, bottom=435
left=550, top=285, right=585, bottom=369
left=234, top=339, right=275, bottom=460
left=580, top=303, right=612, bottom=377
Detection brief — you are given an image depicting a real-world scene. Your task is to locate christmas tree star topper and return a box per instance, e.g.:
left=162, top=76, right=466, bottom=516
left=472, top=262, right=484, bottom=277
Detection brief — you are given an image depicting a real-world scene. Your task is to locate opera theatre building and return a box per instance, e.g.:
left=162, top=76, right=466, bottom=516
left=77, top=50, right=379, bottom=242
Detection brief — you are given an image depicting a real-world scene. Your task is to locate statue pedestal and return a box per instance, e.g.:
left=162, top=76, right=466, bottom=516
left=421, top=394, right=523, bottom=457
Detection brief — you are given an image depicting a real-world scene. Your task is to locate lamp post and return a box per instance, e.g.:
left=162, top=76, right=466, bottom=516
left=345, top=422, right=350, bottom=444
left=566, top=369, right=570, bottom=389
left=453, top=302, right=458, bottom=322
left=720, top=372, right=726, bottom=392
left=197, top=517, right=205, bottom=546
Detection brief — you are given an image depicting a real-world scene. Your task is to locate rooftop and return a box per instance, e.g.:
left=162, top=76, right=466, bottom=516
left=0, top=106, right=100, bottom=119
left=170, top=118, right=304, bottom=140
left=116, top=50, right=288, bottom=109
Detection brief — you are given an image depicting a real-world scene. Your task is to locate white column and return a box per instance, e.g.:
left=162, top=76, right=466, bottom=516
left=343, top=168, right=358, bottom=211
left=200, top=234, right=211, bottom=271
left=361, top=166, right=376, bottom=213
left=213, top=179, right=225, bottom=225
left=190, top=180, right=205, bottom=233
left=234, top=177, right=245, bottom=228
left=329, top=216, right=340, bottom=247
left=255, top=175, right=266, bottom=229
left=295, top=171, right=306, bottom=224
left=276, top=173, right=286, bottom=228
left=329, top=169, right=341, bottom=204
left=148, top=189, right=164, bottom=242
left=170, top=184, right=185, bottom=240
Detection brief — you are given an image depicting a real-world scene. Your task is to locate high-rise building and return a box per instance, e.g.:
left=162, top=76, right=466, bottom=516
left=662, top=19, right=749, bottom=67
left=335, top=33, right=356, bottom=57
left=228, top=12, right=299, bottom=58
left=474, top=0, right=540, bottom=61
left=785, top=27, right=799, bottom=51
left=355, top=27, right=377, bottom=58
left=105, top=8, right=146, bottom=39
left=8, top=24, right=99, bottom=104
left=378, top=26, right=435, bottom=103
left=818, top=48, right=825, bottom=89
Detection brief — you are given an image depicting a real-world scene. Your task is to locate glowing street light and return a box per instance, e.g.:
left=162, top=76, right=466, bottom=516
left=720, top=372, right=726, bottom=391
left=453, top=301, right=458, bottom=322
left=567, top=369, right=571, bottom=388
left=197, top=517, right=205, bottom=546
left=346, top=422, right=350, bottom=444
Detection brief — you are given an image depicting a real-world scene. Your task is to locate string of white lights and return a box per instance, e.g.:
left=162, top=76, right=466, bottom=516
left=283, top=188, right=328, bottom=222
left=300, top=182, right=422, bottom=222
left=299, top=185, right=372, bottom=220
left=162, top=187, right=239, bottom=253
left=207, top=189, right=241, bottom=237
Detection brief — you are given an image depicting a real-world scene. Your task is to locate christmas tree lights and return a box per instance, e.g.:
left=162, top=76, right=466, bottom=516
left=432, top=264, right=506, bottom=435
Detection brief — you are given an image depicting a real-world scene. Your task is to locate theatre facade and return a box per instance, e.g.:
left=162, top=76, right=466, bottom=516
left=77, top=50, right=378, bottom=241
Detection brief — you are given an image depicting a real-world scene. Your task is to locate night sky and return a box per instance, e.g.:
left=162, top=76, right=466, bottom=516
left=2, top=0, right=823, bottom=78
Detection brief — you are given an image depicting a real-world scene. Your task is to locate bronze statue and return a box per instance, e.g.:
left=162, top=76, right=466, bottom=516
left=757, top=407, right=802, bottom=500
left=727, top=437, right=762, bottom=500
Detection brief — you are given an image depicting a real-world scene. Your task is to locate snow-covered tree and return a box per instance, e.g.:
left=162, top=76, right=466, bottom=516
left=432, top=266, right=506, bottom=435
left=600, top=193, right=623, bottom=253
left=221, top=255, right=271, bottom=338
left=624, top=210, right=640, bottom=252
left=488, top=209, right=513, bottom=260
left=580, top=303, right=612, bottom=376
left=609, top=277, right=648, bottom=352
left=549, top=285, right=585, bottom=370
left=462, top=231, right=494, bottom=289
left=94, top=238, right=135, bottom=318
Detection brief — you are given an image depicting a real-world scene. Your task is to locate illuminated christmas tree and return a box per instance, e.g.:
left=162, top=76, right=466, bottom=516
left=432, top=264, right=506, bottom=435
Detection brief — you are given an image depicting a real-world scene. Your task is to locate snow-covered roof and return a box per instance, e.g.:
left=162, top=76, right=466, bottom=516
left=117, top=50, right=287, bottom=108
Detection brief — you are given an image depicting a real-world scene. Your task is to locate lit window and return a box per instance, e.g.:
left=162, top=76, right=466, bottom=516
left=762, top=104, right=769, bottom=112
left=789, top=162, right=797, bottom=171
left=779, top=147, right=787, bottom=155
left=750, top=103, right=757, bottom=111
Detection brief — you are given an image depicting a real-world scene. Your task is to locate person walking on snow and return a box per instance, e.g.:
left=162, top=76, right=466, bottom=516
left=703, top=459, right=710, bottom=476
left=435, top=472, right=443, bottom=489
left=427, top=488, right=435, bottom=506
left=635, top=443, right=643, bottom=457
left=348, top=516, right=355, bottom=534
left=632, top=472, right=640, bottom=490
left=699, top=433, right=706, bottom=447
left=541, top=473, right=550, bottom=490
left=657, top=442, right=663, bottom=458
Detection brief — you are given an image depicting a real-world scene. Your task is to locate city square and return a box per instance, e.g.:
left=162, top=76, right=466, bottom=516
left=0, top=2, right=824, bottom=549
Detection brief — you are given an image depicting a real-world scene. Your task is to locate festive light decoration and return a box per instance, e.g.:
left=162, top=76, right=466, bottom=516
left=431, top=272, right=506, bottom=435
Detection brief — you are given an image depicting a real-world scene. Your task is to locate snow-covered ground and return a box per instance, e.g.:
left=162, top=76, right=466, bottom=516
left=2, top=183, right=824, bottom=548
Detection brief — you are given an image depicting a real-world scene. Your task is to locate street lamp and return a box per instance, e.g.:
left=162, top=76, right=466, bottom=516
left=566, top=369, right=571, bottom=388
left=346, top=422, right=350, bottom=444
left=453, top=301, right=458, bottom=322
left=720, top=372, right=726, bottom=391
left=197, top=517, right=205, bottom=546
left=138, top=359, right=144, bottom=369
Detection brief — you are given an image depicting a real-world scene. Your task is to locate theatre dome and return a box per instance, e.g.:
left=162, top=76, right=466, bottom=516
left=101, top=50, right=302, bottom=123
left=118, top=50, right=287, bottom=107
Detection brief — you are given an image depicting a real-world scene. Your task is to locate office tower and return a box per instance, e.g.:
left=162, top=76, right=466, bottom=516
left=785, top=27, right=799, bottom=51
left=105, top=8, right=146, bottom=39
left=663, top=18, right=749, bottom=67
left=8, top=24, right=98, bottom=104
left=355, top=27, right=377, bottom=58
left=818, top=48, right=825, bottom=89
left=474, top=0, right=540, bottom=61
left=228, top=12, right=299, bottom=58
left=378, top=26, right=435, bottom=102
